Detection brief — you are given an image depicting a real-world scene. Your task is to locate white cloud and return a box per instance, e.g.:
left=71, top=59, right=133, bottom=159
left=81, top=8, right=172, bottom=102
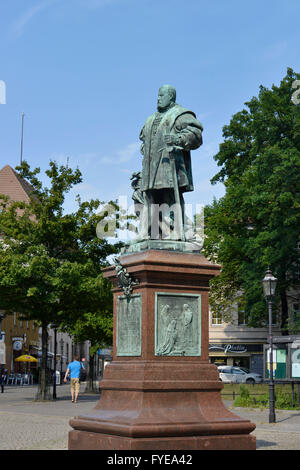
left=197, top=111, right=215, bottom=121
left=100, top=142, right=140, bottom=165
left=47, top=141, right=140, bottom=172
left=192, top=141, right=220, bottom=174
left=11, top=0, right=59, bottom=38
left=10, top=0, right=122, bottom=38
left=75, top=0, right=117, bottom=9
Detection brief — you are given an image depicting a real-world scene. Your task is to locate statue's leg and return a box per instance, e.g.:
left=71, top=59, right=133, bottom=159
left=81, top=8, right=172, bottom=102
left=160, top=190, right=186, bottom=240
left=154, top=189, right=172, bottom=239
left=137, top=190, right=152, bottom=240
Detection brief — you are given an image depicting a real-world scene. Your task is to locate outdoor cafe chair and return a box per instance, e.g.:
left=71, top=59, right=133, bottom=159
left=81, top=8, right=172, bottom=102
left=22, top=374, right=30, bottom=385
left=7, top=373, right=15, bottom=385
left=15, top=373, right=23, bottom=385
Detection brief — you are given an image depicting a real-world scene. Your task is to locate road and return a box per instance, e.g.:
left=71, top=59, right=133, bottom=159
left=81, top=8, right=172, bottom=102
left=0, top=384, right=299, bottom=450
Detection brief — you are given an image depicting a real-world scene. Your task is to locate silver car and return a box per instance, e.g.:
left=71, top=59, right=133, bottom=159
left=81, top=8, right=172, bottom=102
left=217, top=366, right=263, bottom=384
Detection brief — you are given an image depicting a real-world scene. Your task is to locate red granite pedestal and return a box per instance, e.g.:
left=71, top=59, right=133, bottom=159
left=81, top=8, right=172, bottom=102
left=68, top=250, right=256, bottom=450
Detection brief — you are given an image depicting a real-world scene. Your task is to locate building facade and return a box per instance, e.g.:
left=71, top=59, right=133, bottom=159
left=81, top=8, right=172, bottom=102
left=0, top=312, right=39, bottom=374
left=208, top=307, right=281, bottom=375
left=209, top=286, right=300, bottom=375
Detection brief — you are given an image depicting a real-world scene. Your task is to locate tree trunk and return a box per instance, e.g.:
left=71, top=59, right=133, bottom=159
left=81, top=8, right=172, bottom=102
left=85, top=349, right=97, bottom=392
left=280, top=290, right=289, bottom=335
left=35, top=323, right=51, bottom=400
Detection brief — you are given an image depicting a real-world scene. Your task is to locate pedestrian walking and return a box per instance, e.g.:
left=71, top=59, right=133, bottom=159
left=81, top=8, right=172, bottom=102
left=0, top=367, right=7, bottom=393
left=64, top=355, right=85, bottom=403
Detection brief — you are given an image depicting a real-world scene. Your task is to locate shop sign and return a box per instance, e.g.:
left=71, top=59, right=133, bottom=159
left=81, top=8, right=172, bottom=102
left=13, top=340, right=23, bottom=351
left=209, top=344, right=248, bottom=354
left=98, top=348, right=112, bottom=357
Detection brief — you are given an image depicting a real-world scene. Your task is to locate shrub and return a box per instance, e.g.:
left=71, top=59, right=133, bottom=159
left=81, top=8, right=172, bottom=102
left=234, top=385, right=254, bottom=407
left=232, top=384, right=300, bottom=410
left=275, top=388, right=300, bottom=410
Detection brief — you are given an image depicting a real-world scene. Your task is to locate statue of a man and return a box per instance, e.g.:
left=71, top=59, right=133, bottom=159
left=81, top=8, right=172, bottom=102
left=137, top=85, right=203, bottom=241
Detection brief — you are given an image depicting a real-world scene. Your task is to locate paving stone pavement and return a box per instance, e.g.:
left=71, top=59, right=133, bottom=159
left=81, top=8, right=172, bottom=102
left=223, top=400, right=300, bottom=451
left=0, top=384, right=99, bottom=450
left=0, top=385, right=300, bottom=450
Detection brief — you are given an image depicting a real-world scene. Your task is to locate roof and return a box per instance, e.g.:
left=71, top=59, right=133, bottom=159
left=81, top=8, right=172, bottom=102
left=0, top=164, right=35, bottom=203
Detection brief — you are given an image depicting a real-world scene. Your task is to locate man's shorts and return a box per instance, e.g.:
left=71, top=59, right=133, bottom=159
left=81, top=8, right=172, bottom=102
left=70, top=378, right=80, bottom=393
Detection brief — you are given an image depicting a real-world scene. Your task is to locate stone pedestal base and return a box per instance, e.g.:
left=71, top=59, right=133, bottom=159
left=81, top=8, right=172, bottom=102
left=69, top=431, right=255, bottom=450
left=68, top=250, right=256, bottom=450
left=69, top=362, right=256, bottom=450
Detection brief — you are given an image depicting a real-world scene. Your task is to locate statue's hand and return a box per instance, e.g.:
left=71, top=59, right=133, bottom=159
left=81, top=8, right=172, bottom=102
left=164, top=134, right=177, bottom=145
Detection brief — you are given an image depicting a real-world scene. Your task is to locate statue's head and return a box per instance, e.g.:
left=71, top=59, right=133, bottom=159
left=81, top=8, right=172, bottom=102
left=157, top=85, right=176, bottom=112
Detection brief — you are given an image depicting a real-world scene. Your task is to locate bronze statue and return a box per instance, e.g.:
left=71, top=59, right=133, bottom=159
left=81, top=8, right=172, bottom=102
left=136, top=85, right=203, bottom=241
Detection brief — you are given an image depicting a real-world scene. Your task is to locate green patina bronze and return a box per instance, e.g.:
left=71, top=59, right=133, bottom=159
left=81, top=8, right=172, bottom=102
left=127, top=85, right=203, bottom=247
left=116, top=294, right=142, bottom=356
left=155, top=292, right=201, bottom=357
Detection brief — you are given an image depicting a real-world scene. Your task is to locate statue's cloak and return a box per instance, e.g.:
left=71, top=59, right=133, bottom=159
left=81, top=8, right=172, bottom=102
left=139, top=104, right=203, bottom=193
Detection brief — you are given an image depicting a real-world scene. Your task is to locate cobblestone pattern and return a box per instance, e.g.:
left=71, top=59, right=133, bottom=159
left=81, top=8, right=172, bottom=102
left=0, top=411, right=69, bottom=450
left=0, top=387, right=300, bottom=450
left=0, top=384, right=99, bottom=450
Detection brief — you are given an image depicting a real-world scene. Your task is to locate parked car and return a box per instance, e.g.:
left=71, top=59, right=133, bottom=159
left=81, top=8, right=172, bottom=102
left=217, top=366, right=263, bottom=384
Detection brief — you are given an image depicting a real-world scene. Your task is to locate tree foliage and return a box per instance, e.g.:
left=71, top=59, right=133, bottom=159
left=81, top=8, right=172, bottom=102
left=0, top=160, right=122, bottom=398
left=204, top=68, right=300, bottom=331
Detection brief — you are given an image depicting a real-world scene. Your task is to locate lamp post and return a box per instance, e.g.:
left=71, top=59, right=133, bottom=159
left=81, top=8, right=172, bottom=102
left=52, top=325, right=57, bottom=400
left=262, top=268, right=278, bottom=424
left=0, top=312, right=6, bottom=368
left=60, top=338, right=63, bottom=385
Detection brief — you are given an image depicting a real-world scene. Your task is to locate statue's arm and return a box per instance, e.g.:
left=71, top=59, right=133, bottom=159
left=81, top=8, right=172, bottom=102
left=139, top=126, right=145, bottom=156
left=173, top=114, right=203, bottom=150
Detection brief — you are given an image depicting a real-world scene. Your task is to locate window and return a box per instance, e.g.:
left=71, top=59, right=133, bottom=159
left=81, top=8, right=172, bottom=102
left=218, top=366, right=232, bottom=373
left=238, top=308, right=248, bottom=325
left=211, top=311, right=223, bottom=325
left=232, top=367, right=246, bottom=375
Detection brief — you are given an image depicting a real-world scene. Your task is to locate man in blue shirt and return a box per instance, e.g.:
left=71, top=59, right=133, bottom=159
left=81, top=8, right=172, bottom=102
left=64, top=354, right=85, bottom=403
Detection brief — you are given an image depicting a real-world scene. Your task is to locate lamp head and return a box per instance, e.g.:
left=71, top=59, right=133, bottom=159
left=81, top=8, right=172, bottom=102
left=262, top=268, right=277, bottom=299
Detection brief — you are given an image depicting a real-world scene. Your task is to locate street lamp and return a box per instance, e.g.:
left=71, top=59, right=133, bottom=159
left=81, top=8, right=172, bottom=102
left=59, top=338, right=64, bottom=385
left=52, top=324, right=58, bottom=400
left=262, top=267, right=278, bottom=423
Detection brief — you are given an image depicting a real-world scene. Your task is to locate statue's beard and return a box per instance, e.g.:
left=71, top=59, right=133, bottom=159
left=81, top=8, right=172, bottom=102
left=157, top=102, right=175, bottom=113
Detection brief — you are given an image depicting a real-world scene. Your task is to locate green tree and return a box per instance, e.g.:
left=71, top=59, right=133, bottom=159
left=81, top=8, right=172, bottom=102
left=204, top=68, right=300, bottom=332
left=0, top=160, right=123, bottom=399
left=65, top=305, right=113, bottom=392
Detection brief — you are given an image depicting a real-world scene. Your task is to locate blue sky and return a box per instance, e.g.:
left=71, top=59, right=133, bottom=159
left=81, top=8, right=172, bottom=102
left=0, top=0, right=299, bottom=215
